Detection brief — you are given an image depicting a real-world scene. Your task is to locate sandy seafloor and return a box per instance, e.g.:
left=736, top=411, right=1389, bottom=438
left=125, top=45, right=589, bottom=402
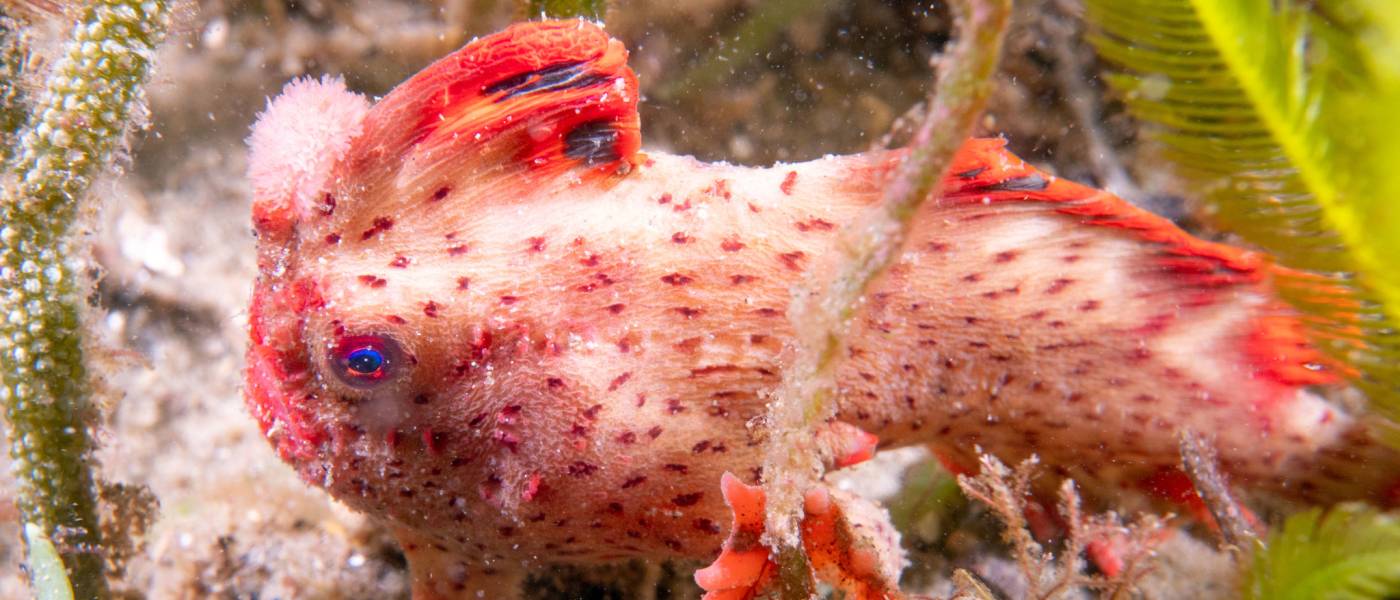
left=0, top=1, right=1240, bottom=597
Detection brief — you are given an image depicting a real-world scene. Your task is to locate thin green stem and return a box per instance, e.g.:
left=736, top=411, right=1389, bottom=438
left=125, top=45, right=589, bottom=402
left=1, top=0, right=169, bottom=596
left=758, top=0, right=1011, bottom=592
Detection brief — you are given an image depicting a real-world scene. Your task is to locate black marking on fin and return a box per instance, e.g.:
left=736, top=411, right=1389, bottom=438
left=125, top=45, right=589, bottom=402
left=976, top=174, right=1049, bottom=193
left=564, top=120, right=620, bottom=165
left=956, top=167, right=988, bottom=179
left=483, top=61, right=611, bottom=103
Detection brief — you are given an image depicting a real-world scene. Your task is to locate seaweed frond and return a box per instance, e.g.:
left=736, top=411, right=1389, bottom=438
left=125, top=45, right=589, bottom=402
left=1084, top=0, right=1400, bottom=439
left=1243, top=504, right=1400, bottom=600
left=759, top=0, right=1011, bottom=590
left=0, top=0, right=170, bottom=595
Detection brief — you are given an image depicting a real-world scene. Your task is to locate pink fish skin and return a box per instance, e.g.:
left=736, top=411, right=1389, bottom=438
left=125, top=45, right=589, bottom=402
left=244, top=19, right=1400, bottom=598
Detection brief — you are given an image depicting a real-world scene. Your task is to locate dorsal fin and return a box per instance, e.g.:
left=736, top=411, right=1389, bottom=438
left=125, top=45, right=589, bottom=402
left=348, top=19, right=641, bottom=187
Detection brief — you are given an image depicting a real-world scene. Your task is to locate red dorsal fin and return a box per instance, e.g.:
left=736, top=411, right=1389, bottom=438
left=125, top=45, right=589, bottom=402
left=349, top=19, right=641, bottom=186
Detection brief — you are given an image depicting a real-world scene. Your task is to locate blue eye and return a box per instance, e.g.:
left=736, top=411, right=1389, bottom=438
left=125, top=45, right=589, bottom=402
left=332, top=335, right=400, bottom=388
left=346, top=347, right=384, bottom=375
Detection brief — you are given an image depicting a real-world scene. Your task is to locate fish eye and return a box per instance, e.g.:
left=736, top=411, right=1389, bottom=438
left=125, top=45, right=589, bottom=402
left=331, top=335, right=401, bottom=388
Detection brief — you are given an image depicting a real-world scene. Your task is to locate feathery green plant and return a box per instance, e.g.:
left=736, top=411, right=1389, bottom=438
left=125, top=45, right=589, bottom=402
left=0, top=0, right=169, bottom=596
left=1084, top=0, right=1400, bottom=439
left=1243, top=504, right=1400, bottom=600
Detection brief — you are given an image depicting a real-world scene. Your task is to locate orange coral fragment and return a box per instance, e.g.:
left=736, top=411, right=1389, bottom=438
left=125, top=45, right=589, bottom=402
left=697, top=473, right=904, bottom=600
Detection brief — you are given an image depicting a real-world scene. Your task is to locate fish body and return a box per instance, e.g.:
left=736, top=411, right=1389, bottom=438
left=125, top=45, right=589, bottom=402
left=245, top=19, right=1398, bottom=598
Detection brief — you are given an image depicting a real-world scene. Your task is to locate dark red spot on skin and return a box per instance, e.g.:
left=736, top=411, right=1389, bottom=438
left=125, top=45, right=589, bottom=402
left=730, top=274, right=756, bottom=285
left=447, top=244, right=470, bottom=256
left=981, top=285, right=1020, bottom=299
left=608, top=373, right=632, bottom=392
left=795, top=218, right=836, bottom=232
left=606, top=303, right=625, bottom=314
left=423, top=301, right=440, bottom=318
left=390, top=255, right=411, bottom=268
left=779, top=251, right=807, bottom=271
left=721, top=237, right=746, bottom=252
left=694, top=518, right=722, bottom=534
left=456, top=277, right=471, bottom=291
left=319, top=193, right=337, bottom=215
left=1063, top=254, right=1082, bottom=263
left=549, top=378, right=568, bottom=390
left=674, top=337, right=703, bottom=354
left=580, top=253, right=601, bottom=267
left=622, top=475, right=646, bottom=488
left=424, top=429, right=447, bottom=454
left=1046, top=278, right=1074, bottom=294
left=431, top=186, right=451, bottom=201
left=781, top=170, right=798, bottom=195
left=963, top=273, right=983, bottom=283
left=673, top=307, right=703, bottom=319
left=666, top=399, right=687, bottom=415
left=657, top=193, right=672, bottom=204
left=755, top=308, right=782, bottom=318
left=1080, top=299, right=1102, bottom=311
left=692, top=440, right=712, bottom=453
left=500, top=295, right=519, bottom=305
left=358, top=275, right=387, bottom=288
left=648, top=426, right=663, bottom=439
left=750, top=334, right=768, bottom=344
left=569, top=462, right=599, bottom=477
left=672, top=492, right=704, bottom=507
left=493, top=430, right=520, bottom=452
left=673, top=198, right=693, bottom=211
left=995, top=250, right=1019, bottom=263
left=361, top=216, right=394, bottom=240
left=384, top=314, right=407, bottom=325
left=664, top=463, right=688, bottom=473
left=748, top=202, right=761, bottom=213
left=325, top=233, right=341, bottom=245
left=672, top=232, right=691, bottom=244
left=617, top=431, right=637, bottom=444
left=661, top=273, right=693, bottom=286
left=926, top=241, right=950, bottom=252
left=705, top=179, right=732, bottom=200
left=691, top=364, right=741, bottom=377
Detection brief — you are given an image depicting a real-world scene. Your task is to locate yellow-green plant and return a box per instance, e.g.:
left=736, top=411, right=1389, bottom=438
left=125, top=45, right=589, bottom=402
left=1083, top=0, right=1400, bottom=440
left=0, top=0, right=169, bottom=596
left=1243, top=504, right=1400, bottom=599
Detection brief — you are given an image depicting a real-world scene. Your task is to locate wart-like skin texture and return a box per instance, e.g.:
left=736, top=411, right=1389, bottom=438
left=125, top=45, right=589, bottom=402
left=246, top=20, right=1400, bottom=598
